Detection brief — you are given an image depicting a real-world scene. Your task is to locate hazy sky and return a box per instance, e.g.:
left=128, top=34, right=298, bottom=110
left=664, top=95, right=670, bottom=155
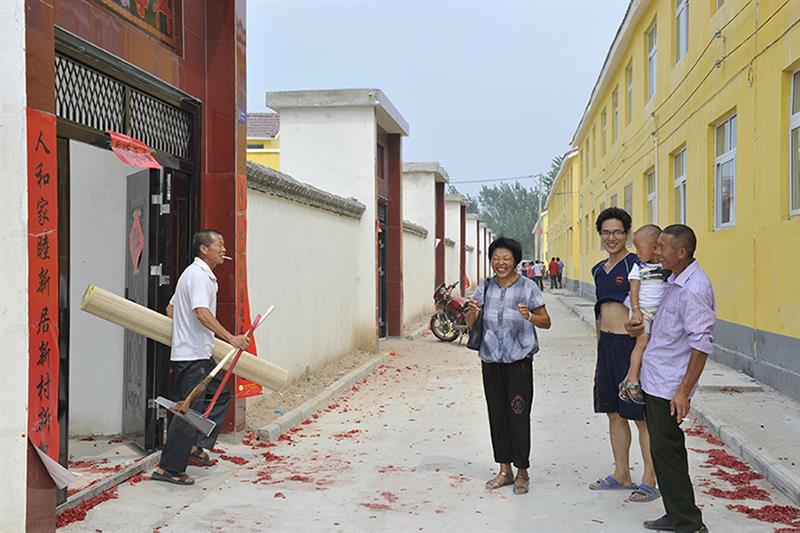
left=246, top=0, right=629, bottom=198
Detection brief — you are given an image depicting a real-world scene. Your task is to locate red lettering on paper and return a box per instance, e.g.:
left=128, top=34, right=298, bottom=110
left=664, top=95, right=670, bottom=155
left=108, top=131, right=161, bottom=169
left=27, top=108, right=60, bottom=460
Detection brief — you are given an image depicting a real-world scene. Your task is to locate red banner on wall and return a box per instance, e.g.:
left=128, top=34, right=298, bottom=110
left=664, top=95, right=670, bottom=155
left=235, top=175, right=263, bottom=399
left=27, top=108, right=60, bottom=460
left=108, top=131, right=162, bottom=169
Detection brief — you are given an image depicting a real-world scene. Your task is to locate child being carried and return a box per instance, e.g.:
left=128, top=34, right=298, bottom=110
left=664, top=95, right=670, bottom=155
left=620, top=224, right=671, bottom=404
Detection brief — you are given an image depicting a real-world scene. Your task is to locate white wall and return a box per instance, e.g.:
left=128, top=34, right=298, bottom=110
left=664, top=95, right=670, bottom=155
left=402, top=232, right=434, bottom=323
left=401, top=172, right=436, bottom=323
left=247, top=190, right=364, bottom=378
left=0, top=1, right=29, bottom=526
left=445, top=201, right=462, bottom=286
left=69, top=142, right=131, bottom=436
left=465, top=218, right=478, bottom=287
left=278, top=106, right=377, bottom=350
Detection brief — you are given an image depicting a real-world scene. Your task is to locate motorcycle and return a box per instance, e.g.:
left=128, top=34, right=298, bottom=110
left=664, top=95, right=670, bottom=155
left=429, top=281, right=471, bottom=342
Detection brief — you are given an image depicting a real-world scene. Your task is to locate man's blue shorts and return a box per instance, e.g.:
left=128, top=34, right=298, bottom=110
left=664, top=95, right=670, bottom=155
left=594, top=331, right=645, bottom=420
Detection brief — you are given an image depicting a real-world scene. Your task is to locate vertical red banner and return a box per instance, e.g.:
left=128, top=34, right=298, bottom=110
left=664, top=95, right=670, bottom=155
left=234, top=174, right=263, bottom=399
left=26, top=108, right=60, bottom=460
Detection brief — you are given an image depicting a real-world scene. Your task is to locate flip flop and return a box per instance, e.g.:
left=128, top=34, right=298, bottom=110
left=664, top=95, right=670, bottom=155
left=629, top=483, right=661, bottom=503
left=589, top=475, right=637, bottom=491
left=152, top=470, right=195, bottom=485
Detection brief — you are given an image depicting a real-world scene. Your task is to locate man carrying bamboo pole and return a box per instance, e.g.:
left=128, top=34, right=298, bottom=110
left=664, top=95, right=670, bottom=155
left=152, top=230, right=250, bottom=485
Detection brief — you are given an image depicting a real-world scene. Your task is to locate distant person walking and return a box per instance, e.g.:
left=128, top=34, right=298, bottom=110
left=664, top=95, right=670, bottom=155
left=556, top=257, right=564, bottom=289
left=548, top=258, right=559, bottom=289
left=627, top=225, right=714, bottom=533
left=532, top=260, right=544, bottom=291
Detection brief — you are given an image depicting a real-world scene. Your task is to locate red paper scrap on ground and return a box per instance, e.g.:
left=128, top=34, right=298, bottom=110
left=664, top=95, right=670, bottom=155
left=26, top=108, right=60, bottom=461
left=108, top=131, right=161, bottom=169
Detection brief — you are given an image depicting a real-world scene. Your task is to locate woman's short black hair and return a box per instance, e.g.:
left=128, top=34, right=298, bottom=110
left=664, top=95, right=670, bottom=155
left=488, top=237, right=522, bottom=267
left=595, top=207, right=632, bottom=234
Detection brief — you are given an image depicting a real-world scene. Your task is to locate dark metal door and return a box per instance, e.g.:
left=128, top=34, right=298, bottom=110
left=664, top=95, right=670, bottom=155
left=123, top=169, right=172, bottom=451
left=377, top=202, right=388, bottom=338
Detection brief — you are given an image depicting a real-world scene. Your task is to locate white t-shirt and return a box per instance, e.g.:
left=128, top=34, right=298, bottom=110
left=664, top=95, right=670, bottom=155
left=169, top=257, right=218, bottom=361
left=533, top=263, right=544, bottom=276
left=625, top=261, right=669, bottom=310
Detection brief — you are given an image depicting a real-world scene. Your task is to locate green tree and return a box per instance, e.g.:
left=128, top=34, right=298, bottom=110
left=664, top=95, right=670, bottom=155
left=448, top=185, right=480, bottom=214
left=538, top=154, right=564, bottom=195
left=478, top=181, right=544, bottom=258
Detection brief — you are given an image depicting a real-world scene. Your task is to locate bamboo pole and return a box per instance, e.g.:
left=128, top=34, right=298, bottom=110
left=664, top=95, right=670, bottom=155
left=80, top=285, right=288, bottom=392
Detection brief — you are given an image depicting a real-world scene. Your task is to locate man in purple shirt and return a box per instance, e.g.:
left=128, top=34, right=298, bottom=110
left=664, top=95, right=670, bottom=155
left=627, top=224, right=714, bottom=533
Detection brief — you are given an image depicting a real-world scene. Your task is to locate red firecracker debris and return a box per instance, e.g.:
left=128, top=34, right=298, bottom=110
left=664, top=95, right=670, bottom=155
left=288, top=474, right=312, bottom=482
left=274, top=492, right=285, bottom=499
left=705, top=485, right=771, bottom=501
left=332, top=429, right=361, bottom=440
left=80, top=436, right=95, bottom=442
left=55, top=488, right=119, bottom=528
left=693, top=448, right=751, bottom=471
left=361, top=503, right=391, bottom=510
left=262, top=451, right=283, bottom=462
left=211, top=448, right=227, bottom=454
left=219, top=455, right=249, bottom=465
left=710, top=469, right=764, bottom=486
left=727, top=504, right=800, bottom=526
left=381, top=492, right=399, bottom=502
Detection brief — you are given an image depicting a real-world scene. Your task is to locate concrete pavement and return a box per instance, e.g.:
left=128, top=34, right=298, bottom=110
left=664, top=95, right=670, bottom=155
left=61, top=294, right=796, bottom=532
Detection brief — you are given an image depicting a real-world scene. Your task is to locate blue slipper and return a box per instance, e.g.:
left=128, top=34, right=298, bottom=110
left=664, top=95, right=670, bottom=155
left=629, top=483, right=661, bottom=503
left=589, top=475, right=637, bottom=490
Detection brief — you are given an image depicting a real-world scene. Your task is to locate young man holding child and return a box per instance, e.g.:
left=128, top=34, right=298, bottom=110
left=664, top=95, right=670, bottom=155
left=588, top=208, right=659, bottom=503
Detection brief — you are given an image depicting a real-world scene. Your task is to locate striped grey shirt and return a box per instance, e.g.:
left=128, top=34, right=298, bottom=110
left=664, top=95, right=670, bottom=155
left=472, top=276, right=546, bottom=364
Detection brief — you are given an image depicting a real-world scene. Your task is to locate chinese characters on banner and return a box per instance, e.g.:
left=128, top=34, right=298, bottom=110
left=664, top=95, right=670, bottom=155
left=27, top=109, right=60, bottom=460
left=108, top=131, right=162, bottom=169
left=235, top=175, right=263, bottom=399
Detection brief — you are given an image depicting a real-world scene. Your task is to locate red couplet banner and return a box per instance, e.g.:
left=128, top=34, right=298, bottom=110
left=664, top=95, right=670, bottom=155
left=235, top=175, right=263, bottom=400
left=108, top=131, right=162, bottom=169
left=27, top=108, right=61, bottom=460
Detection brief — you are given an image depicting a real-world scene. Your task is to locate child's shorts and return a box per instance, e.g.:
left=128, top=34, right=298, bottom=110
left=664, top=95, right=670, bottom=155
left=630, top=307, right=659, bottom=334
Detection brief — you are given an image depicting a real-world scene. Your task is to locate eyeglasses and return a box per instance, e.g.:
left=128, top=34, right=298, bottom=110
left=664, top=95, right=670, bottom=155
left=600, top=230, right=627, bottom=238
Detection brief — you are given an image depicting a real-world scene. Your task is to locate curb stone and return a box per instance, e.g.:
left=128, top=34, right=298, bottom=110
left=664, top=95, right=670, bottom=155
left=256, top=354, right=390, bottom=443
left=556, top=292, right=800, bottom=506
left=56, top=451, right=161, bottom=514
left=691, top=402, right=800, bottom=505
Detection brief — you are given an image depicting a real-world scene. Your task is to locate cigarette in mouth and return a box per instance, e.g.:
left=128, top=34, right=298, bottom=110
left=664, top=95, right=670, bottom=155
left=223, top=255, right=233, bottom=261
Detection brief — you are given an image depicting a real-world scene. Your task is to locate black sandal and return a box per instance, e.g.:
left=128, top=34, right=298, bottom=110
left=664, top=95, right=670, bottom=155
left=152, top=470, right=195, bottom=485
left=190, top=448, right=214, bottom=466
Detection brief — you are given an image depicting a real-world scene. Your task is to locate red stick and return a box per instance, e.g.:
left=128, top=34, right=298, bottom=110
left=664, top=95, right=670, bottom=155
left=203, top=314, right=262, bottom=417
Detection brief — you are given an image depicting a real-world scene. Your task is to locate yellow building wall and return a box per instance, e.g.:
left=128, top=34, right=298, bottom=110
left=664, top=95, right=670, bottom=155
left=246, top=136, right=280, bottom=170
left=548, top=0, right=799, bottom=346
left=543, top=153, right=581, bottom=283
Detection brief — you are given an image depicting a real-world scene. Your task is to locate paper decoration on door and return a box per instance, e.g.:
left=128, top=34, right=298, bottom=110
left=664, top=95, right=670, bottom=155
left=108, top=131, right=161, bottom=169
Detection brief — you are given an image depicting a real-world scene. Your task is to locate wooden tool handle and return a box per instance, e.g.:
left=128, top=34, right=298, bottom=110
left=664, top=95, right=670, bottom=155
left=177, top=374, right=213, bottom=413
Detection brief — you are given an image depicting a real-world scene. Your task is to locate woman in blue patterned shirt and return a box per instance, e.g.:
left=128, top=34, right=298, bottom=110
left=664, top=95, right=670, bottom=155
left=466, top=237, right=551, bottom=495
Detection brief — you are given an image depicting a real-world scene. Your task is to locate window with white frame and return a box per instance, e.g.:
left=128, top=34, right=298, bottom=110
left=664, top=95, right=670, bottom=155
left=610, top=194, right=617, bottom=207
left=585, top=139, right=590, bottom=176
left=626, top=61, right=633, bottom=124
left=715, top=115, right=736, bottom=227
left=646, top=170, right=657, bottom=224
left=612, top=88, right=619, bottom=143
left=790, top=70, right=800, bottom=215
left=592, top=127, right=597, bottom=167
left=624, top=183, right=633, bottom=215
left=647, top=24, right=657, bottom=101
left=675, top=0, right=688, bottom=63
left=674, top=148, right=687, bottom=223
left=601, top=109, right=607, bottom=156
